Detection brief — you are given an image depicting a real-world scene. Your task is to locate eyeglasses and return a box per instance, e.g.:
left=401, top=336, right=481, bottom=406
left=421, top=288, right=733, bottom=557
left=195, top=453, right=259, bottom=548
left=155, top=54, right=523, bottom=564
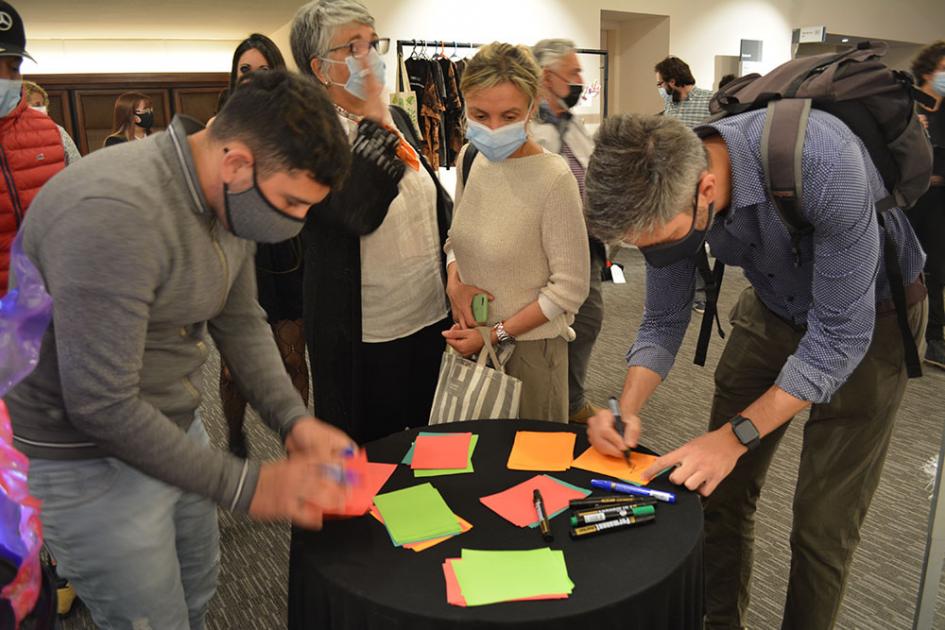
left=324, top=37, right=390, bottom=59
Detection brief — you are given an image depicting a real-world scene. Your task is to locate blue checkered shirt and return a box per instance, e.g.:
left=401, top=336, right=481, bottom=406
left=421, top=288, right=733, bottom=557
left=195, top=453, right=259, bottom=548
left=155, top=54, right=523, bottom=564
left=627, top=109, right=926, bottom=403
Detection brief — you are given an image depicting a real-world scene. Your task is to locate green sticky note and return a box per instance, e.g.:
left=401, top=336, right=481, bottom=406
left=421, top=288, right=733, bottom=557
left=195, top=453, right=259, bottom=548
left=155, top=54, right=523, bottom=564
left=373, top=483, right=462, bottom=546
left=402, top=433, right=479, bottom=476
left=452, top=548, right=574, bottom=606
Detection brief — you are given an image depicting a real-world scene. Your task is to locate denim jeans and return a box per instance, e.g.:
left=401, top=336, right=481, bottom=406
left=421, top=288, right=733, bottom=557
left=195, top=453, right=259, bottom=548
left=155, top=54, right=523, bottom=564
left=28, top=418, right=220, bottom=630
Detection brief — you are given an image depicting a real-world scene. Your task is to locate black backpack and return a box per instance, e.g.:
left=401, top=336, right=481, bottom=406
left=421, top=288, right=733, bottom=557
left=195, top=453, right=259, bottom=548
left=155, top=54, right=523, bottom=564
left=692, top=41, right=933, bottom=378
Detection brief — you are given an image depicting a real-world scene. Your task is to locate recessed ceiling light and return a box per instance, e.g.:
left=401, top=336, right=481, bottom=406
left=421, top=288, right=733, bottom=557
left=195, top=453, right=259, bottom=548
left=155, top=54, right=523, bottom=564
left=841, top=38, right=850, bottom=43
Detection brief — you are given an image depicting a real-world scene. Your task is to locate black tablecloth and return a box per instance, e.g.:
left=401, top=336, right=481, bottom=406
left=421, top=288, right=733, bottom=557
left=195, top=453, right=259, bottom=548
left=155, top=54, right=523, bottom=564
left=288, top=420, right=703, bottom=630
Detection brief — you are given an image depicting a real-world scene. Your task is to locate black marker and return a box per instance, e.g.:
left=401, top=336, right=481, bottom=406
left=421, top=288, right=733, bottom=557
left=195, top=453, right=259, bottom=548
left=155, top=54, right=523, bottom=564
left=571, top=503, right=656, bottom=526
left=534, top=489, right=553, bottom=542
left=569, top=514, right=655, bottom=539
left=569, top=496, right=656, bottom=510
left=609, top=396, right=633, bottom=467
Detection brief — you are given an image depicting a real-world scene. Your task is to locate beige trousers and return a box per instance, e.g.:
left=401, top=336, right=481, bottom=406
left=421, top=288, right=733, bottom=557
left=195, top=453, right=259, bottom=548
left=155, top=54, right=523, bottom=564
left=505, top=337, right=569, bottom=422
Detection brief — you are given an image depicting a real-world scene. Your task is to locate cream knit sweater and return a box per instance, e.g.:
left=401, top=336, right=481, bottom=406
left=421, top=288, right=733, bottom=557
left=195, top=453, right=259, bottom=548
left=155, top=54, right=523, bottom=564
left=445, top=146, right=590, bottom=342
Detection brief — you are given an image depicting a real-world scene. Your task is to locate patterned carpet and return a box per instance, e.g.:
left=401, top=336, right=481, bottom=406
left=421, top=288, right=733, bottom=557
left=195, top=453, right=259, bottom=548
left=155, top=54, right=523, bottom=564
left=61, top=247, right=945, bottom=629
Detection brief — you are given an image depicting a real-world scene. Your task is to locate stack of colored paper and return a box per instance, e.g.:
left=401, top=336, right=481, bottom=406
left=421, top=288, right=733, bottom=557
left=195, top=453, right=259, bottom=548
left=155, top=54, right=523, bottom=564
left=324, top=451, right=397, bottom=518
left=442, top=548, right=574, bottom=606
left=480, top=475, right=590, bottom=528
left=571, top=446, right=659, bottom=485
left=369, top=508, right=472, bottom=552
left=373, top=482, right=464, bottom=546
left=506, top=431, right=576, bottom=471
left=402, top=432, right=478, bottom=477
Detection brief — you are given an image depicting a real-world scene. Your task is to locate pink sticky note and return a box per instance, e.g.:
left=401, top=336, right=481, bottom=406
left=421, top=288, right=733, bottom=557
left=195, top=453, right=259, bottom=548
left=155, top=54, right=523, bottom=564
left=411, top=433, right=472, bottom=470
left=480, top=475, right=589, bottom=527
left=325, top=456, right=397, bottom=518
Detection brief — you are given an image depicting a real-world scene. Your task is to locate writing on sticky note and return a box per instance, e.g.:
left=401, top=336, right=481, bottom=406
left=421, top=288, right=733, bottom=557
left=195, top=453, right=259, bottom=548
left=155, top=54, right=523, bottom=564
left=571, top=446, right=659, bottom=485
left=411, top=433, right=472, bottom=470
left=506, top=431, right=576, bottom=471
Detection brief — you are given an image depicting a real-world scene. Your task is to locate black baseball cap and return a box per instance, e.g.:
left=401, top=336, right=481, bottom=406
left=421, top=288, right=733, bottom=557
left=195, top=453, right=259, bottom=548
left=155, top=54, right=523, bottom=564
left=0, top=2, right=33, bottom=62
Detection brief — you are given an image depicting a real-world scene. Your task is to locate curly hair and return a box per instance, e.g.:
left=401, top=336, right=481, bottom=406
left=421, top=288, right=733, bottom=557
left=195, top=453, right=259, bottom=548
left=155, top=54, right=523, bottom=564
left=911, top=41, right=945, bottom=87
left=654, top=56, right=696, bottom=87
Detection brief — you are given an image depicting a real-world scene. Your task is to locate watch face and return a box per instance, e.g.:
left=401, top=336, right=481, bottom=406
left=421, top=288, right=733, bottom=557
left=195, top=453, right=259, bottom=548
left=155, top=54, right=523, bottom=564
left=733, top=418, right=759, bottom=444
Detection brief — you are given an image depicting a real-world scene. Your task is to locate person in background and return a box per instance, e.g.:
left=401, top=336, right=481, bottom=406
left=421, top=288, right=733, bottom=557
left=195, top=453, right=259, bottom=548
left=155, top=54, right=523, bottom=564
left=290, top=0, right=453, bottom=444
left=531, top=38, right=604, bottom=424
left=655, top=55, right=715, bottom=313
left=23, top=80, right=81, bottom=164
left=585, top=111, right=925, bottom=629
left=909, top=41, right=945, bottom=368
left=216, top=33, right=309, bottom=459
left=444, top=42, right=590, bottom=422
left=0, top=1, right=65, bottom=297
left=8, top=69, right=355, bottom=629
left=103, top=91, right=154, bottom=147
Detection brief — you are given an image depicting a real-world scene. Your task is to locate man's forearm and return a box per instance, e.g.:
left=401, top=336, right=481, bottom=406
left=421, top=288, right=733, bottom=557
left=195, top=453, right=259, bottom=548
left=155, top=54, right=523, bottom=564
left=619, top=366, right=663, bottom=415
left=738, top=385, right=810, bottom=438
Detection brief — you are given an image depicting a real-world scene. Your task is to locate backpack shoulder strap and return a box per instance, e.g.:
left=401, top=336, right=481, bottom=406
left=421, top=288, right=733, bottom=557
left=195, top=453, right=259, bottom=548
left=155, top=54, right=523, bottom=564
left=761, top=98, right=814, bottom=266
left=693, top=247, right=727, bottom=367
left=461, top=144, right=479, bottom=187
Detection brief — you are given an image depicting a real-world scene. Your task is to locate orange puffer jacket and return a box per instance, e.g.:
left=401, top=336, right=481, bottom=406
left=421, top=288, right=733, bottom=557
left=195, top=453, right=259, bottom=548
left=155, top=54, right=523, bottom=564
left=0, top=94, right=65, bottom=294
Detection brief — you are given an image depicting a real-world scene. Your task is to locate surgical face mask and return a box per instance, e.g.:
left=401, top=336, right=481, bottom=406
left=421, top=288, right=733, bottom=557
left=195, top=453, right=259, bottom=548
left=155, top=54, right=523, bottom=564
left=638, top=188, right=715, bottom=268
left=30, top=105, right=48, bottom=115
left=321, top=47, right=387, bottom=101
left=0, top=79, right=22, bottom=118
left=933, top=71, right=945, bottom=97
left=224, top=171, right=305, bottom=243
left=465, top=118, right=528, bottom=162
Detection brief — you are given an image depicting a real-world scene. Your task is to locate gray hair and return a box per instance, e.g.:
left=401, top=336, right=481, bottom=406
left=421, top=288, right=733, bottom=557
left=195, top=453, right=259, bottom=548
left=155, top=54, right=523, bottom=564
left=585, top=114, right=708, bottom=242
left=290, top=0, right=375, bottom=77
left=532, top=38, right=577, bottom=69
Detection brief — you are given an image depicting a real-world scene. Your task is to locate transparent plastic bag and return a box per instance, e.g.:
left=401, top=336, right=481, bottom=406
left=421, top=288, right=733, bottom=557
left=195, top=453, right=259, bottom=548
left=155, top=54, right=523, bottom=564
left=0, top=234, right=52, bottom=626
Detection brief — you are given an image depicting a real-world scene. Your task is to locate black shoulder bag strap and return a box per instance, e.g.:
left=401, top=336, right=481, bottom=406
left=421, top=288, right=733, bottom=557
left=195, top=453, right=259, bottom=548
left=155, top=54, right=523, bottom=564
left=461, top=145, right=479, bottom=187
left=878, top=212, right=923, bottom=378
left=694, top=246, right=727, bottom=366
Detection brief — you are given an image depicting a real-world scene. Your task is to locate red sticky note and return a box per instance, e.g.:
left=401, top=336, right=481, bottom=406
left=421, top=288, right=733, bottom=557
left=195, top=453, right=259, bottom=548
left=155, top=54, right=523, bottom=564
left=480, top=475, right=589, bottom=528
left=411, top=433, right=472, bottom=470
left=326, top=452, right=396, bottom=517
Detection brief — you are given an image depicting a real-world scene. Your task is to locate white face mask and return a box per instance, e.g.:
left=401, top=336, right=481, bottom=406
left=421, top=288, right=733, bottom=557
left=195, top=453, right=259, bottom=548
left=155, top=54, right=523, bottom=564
left=30, top=105, right=48, bottom=115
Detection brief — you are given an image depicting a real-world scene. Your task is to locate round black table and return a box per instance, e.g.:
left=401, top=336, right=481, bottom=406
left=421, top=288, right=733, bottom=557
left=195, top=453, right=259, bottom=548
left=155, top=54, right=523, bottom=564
left=288, top=420, right=703, bottom=630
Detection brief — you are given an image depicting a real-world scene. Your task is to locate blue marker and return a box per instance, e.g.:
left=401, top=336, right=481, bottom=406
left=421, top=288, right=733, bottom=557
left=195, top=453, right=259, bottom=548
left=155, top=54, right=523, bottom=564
left=591, top=479, right=676, bottom=504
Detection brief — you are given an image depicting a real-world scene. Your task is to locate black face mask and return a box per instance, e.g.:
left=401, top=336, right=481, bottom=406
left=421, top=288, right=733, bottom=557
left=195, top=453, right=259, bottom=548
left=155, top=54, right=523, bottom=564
left=561, top=83, right=583, bottom=109
left=135, top=111, right=154, bottom=130
left=639, top=186, right=715, bottom=268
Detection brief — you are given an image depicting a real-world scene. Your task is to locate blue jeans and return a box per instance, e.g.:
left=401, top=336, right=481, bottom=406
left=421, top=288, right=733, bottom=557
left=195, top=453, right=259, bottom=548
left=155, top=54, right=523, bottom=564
left=28, top=418, right=220, bottom=630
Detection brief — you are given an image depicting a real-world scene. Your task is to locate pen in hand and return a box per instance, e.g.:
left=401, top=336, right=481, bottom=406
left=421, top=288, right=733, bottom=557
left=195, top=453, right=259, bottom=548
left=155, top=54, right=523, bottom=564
left=608, top=396, right=633, bottom=467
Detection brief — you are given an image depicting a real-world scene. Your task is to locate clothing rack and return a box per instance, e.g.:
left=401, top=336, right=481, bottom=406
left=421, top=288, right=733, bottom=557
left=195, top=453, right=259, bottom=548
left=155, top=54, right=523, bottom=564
left=395, top=39, right=610, bottom=117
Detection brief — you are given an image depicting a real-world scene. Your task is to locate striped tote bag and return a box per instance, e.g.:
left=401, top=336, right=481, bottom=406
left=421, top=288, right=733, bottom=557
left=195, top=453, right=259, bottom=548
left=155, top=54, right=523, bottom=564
left=428, top=328, right=522, bottom=424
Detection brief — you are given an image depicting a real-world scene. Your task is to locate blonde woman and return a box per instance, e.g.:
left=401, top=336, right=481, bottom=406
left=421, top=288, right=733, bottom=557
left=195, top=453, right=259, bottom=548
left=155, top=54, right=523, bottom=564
left=443, top=42, right=590, bottom=422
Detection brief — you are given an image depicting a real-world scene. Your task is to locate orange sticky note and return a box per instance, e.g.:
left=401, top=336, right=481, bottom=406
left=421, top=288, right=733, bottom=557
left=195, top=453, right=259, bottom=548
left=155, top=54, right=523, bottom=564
left=325, top=457, right=397, bottom=517
left=411, top=433, right=472, bottom=470
left=506, top=431, right=576, bottom=471
left=571, top=446, right=659, bottom=485
left=370, top=507, right=472, bottom=551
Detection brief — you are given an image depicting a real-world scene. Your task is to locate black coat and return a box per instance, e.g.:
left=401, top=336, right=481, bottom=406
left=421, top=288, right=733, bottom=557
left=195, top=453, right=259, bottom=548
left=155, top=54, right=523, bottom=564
left=302, top=107, right=452, bottom=433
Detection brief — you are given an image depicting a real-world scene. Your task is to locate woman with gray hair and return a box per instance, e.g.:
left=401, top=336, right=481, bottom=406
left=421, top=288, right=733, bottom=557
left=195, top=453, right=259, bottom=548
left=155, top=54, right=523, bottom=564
left=531, top=38, right=605, bottom=424
left=291, top=0, right=453, bottom=444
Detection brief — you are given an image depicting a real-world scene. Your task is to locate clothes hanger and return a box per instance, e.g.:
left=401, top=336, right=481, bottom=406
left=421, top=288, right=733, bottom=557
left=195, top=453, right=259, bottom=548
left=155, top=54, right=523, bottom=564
left=450, top=41, right=460, bottom=61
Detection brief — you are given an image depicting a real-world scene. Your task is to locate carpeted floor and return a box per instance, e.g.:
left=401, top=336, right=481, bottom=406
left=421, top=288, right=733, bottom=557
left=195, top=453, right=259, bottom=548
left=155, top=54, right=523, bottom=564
left=60, top=247, right=945, bottom=629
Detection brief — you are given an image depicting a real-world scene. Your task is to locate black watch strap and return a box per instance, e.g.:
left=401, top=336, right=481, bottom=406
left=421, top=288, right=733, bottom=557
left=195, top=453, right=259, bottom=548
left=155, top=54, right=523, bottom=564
left=730, top=415, right=761, bottom=451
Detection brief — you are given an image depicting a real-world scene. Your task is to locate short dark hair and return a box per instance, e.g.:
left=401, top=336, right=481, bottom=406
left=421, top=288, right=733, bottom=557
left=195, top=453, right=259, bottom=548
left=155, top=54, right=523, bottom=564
left=209, top=69, right=350, bottom=188
left=911, top=41, right=945, bottom=87
left=655, top=56, right=695, bottom=87
left=229, top=33, right=287, bottom=93
left=718, top=74, right=737, bottom=89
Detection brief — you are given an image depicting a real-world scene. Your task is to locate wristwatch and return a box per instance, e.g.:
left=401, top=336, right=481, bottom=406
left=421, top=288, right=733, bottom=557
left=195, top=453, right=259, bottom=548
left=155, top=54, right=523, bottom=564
left=729, top=415, right=760, bottom=451
left=493, top=321, right=515, bottom=345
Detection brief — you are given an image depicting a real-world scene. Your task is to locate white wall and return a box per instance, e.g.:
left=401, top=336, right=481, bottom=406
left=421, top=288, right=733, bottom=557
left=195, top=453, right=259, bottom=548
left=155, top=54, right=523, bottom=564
left=23, top=39, right=240, bottom=75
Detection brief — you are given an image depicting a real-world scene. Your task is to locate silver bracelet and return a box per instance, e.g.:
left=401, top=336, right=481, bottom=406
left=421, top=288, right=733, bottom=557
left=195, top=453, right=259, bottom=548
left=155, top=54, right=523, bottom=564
left=493, top=321, right=514, bottom=345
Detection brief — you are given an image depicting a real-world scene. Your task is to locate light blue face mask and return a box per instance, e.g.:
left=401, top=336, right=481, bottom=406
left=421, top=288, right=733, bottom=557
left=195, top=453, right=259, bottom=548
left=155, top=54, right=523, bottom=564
left=658, top=86, right=669, bottom=100
left=321, top=48, right=386, bottom=101
left=933, top=71, right=945, bottom=97
left=465, top=118, right=528, bottom=162
left=0, top=79, right=22, bottom=118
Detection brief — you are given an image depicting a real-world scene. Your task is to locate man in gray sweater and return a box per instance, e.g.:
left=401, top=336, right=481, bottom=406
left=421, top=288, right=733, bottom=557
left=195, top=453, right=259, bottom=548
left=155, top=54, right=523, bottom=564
left=5, top=70, right=357, bottom=629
